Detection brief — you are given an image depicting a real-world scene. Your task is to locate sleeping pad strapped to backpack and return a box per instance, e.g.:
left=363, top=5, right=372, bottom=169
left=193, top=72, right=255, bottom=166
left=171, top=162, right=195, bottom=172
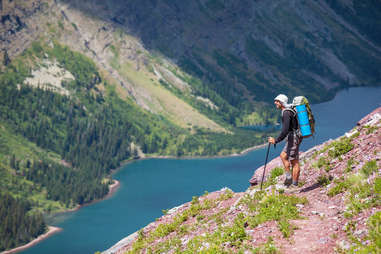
left=291, top=96, right=315, bottom=138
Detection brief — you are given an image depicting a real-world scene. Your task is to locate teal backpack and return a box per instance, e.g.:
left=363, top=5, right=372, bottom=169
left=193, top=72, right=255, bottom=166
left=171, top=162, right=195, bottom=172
left=291, top=96, right=315, bottom=138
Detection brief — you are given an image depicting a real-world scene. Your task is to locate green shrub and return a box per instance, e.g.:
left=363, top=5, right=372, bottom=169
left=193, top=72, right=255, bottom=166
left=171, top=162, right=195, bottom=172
left=196, top=214, right=205, bottom=221
left=178, top=225, right=189, bottom=235
left=361, top=160, right=378, bottom=177
left=317, top=156, right=331, bottom=172
left=191, top=196, right=199, bottom=205
left=263, top=167, right=284, bottom=188
left=252, top=237, right=279, bottom=254
left=317, top=175, right=331, bottom=186
left=364, top=125, right=377, bottom=134
left=328, top=137, right=354, bottom=158
left=367, top=212, right=381, bottom=251
left=128, top=195, right=219, bottom=252
left=246, top=192, right=307, bottom=238
left=270, top=167, right=284, bottom=179
left=330, top=172, right=380, bottom=218
left=375, top=177, right=381, bottom=194
left=345, top=158, right=356, bottom=173
left=327, top=177, right=350, bottom=197
left=298, top=180, right=306, bottom=187
left=218, top=188, right=233, bottom=201
left=345, top=212, right=381, bottom=253
left=221, top=213, right=247, bottom=246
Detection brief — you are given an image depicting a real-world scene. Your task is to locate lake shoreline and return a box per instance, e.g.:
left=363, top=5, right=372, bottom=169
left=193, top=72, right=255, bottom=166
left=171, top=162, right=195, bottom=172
left=12, top=140, right=261, bottom=252
left=118, top=142, right=268, bottom=166
left=11, top=140, right=260, bottom=253
left=6, top=140, right=259, bottom=253
left=49, top=179, right=121, bottom=215
left=4, top=180, right=121, bottom=254
left=1, top=226, right=62, bottom=254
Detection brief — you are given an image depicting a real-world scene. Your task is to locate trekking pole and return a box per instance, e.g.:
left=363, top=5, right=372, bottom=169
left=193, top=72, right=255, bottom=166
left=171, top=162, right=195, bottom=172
left=260, top=143, right=271, bottom=191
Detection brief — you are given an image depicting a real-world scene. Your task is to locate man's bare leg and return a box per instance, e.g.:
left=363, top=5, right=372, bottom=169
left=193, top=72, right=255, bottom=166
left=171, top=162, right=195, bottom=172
left=291, top=159, right=300, bottom=185
left=280, top=151, right=292, bottom=185
left=280, top=151, right=290, bottom=172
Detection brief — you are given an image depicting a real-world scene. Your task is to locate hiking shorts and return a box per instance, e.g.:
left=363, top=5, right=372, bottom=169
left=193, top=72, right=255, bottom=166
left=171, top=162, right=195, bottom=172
left=282, top=132, right=302, bottom=161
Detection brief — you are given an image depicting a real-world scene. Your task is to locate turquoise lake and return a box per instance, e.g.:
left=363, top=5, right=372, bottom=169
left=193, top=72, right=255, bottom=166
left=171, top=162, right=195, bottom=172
left=22, top=87, right=381, bottom=254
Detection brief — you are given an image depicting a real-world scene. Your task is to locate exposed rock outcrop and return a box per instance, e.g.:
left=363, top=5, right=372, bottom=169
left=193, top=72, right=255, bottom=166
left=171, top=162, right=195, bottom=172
left=0, top=0, right=228, bottom=132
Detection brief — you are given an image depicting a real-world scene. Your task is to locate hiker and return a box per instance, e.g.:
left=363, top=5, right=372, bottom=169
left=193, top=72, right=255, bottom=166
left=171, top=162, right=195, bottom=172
left=268, top=94, right=302, bottom=188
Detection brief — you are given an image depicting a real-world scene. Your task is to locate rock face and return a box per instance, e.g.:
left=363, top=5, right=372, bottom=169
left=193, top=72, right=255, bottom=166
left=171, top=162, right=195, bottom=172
left=0, top=0, right=48, bottom=58
left=1, top=0, right=229, bottom=132
left=60, top=0, right=381, bottom=105
left=2, top=0, right=381, bottom=118
left=104, top=107, right=380, bottom=253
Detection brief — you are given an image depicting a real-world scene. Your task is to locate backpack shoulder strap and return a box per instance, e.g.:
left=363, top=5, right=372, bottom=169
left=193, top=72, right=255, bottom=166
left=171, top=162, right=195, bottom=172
left=282, top=107, right=296, bottom=117
left=282, top=107, right=299, bottom=132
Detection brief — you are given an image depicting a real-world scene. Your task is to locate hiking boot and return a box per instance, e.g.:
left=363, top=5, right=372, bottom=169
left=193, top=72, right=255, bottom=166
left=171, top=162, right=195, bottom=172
left=283, top=177, right=292, bottom=187
left=285, top=184, right=300, bottom=194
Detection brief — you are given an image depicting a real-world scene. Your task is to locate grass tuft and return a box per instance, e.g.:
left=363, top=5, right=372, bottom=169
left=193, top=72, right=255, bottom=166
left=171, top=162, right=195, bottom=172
left=328, top=161, right=380, bottom=218
left=317, top=175, right=331, bottom=186
left=360, top=160, right=378, bottom=177
left=317, top=156, right=331, bottom=172
left=328, top=137, right=354, bottom=158
left=262, top=167, right=284, bottom=189
left=243, top=191, right=307, bottom=238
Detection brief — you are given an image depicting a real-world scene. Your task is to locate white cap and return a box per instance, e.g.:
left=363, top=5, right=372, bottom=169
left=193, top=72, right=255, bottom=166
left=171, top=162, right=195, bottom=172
left=274, top=94, right=288, bottom=107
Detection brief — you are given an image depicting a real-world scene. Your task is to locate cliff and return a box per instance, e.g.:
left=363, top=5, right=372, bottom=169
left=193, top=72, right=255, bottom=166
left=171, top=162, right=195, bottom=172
left=104, top=107, right=380, bottom=254
left=61, top=0, right=381, bottom=105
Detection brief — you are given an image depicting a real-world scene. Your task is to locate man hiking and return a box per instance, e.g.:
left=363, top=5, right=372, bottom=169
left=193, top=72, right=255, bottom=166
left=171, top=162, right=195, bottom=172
left=268, top=94, right=302, bottom=189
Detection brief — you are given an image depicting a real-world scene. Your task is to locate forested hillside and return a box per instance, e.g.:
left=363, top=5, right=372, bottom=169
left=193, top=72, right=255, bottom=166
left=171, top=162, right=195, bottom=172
left=0, top=38, right=266, bottom=251
left=0, top=193, right=46, bottom=251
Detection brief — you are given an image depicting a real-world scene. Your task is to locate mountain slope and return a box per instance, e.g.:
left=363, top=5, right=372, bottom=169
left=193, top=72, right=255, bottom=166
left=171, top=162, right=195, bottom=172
left=60, top=0, right=381, bottom=107
left=0, top=0, right=233, bottom=131
left=104, top=107, right=381, bottom=254
left=0, top=8, right=269, bottom=249
left=3, top=0, right=381, bottom=128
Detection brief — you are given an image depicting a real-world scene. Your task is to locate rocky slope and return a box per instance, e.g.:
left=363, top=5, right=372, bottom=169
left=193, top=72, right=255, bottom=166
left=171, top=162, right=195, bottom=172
left=0, top=0, right=231, bottom=131
left=61, top=0, right=381, bottom=106
left=103, top=107, right=380, bottom=254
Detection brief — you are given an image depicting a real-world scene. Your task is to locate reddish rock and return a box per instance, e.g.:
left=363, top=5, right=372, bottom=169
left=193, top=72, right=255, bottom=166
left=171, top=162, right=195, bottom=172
left=103, top=107, right=381, bottom=254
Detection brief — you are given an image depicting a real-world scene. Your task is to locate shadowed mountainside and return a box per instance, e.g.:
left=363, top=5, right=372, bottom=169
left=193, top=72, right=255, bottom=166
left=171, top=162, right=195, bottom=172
left=60, top=0, right=381, bottom=106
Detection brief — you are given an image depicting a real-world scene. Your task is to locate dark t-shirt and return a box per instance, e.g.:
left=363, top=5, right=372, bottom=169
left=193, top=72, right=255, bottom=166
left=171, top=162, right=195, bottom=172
left=275, top=109, right=298, bottom=143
